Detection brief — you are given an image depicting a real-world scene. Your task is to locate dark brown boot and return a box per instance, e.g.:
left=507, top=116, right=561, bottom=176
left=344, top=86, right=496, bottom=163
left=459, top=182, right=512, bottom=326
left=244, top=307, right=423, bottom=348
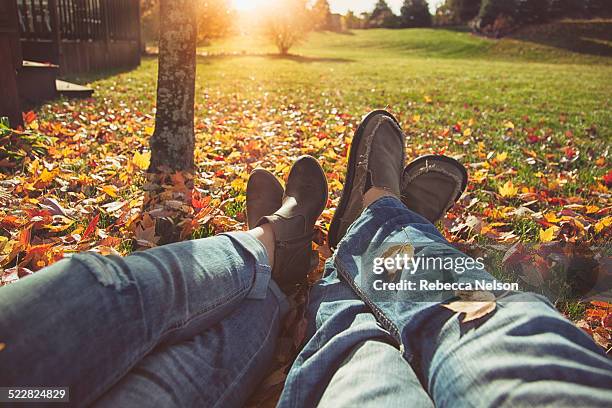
left=401, top=155, right=468, bottom=223
left=328, top=110, right=405, bottom=250
left=246, top=169, right=284, bottom=229
left=258, top=155, right=328, bottom=291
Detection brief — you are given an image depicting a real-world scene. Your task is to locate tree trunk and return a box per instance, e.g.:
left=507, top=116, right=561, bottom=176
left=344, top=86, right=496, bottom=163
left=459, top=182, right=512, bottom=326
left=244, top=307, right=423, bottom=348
left=149, top=0, right=197, bottom=173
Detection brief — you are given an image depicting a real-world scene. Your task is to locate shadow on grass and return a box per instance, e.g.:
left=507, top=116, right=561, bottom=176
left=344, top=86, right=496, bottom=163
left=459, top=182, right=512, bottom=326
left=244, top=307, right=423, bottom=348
left=196, top=52, right=354, bottom=64
left=508, top=19, right=612, bottom=58
left=59, top=64, right=142, bottom=85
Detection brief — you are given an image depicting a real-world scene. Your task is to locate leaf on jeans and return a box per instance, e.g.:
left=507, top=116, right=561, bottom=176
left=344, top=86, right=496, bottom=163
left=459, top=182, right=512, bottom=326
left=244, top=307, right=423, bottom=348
left=0, top=342, right=5, bottom=352
left=442, top=290, right=497, bottom=323
left=380, top=243, right=415, bottom=280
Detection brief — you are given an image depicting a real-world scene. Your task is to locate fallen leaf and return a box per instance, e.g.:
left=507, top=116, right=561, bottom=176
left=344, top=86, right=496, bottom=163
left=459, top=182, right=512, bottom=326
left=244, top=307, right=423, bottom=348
left=442, top=290, right=497, bottom=323
left=133, top=151, right=151, bottom=170
left=82, top=213, right=100, bottom=240
left=498, top=180, right=518, bottom=198
left=379, top=243, right=415, bottom=280
left=539, top=227, right=556, bottom=243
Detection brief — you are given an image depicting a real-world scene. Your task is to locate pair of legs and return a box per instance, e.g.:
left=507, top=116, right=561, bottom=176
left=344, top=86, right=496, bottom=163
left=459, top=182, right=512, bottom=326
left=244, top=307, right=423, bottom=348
left=2, top=196, right=610, bottom=407
left=1, top=111, right=611, bottom=407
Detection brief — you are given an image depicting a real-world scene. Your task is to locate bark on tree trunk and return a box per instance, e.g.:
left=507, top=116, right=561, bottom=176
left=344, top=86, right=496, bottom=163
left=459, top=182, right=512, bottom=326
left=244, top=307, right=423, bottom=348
left=149, top=0, right=197, bottom=173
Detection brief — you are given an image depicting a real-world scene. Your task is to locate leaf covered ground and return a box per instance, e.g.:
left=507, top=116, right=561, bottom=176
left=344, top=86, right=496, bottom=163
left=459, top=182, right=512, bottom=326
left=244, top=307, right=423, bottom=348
left=1, top=24, right=611, bottom=379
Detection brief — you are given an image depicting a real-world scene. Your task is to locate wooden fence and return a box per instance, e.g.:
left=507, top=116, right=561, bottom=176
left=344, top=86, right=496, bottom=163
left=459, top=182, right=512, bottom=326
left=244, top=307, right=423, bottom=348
left=16, top=0, right=140, bottom=74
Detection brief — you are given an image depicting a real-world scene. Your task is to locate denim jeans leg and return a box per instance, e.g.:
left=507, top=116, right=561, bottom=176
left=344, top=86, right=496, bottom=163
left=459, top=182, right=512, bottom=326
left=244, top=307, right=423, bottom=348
left=279, top=259, right=433, bottom=407
left=0, top=231, right=277, bottom=407
left=92, top=284, right=288, bottom=408
left=317, top=340, right=434, bottom=408
left=334, top=196, right=612, bottom=407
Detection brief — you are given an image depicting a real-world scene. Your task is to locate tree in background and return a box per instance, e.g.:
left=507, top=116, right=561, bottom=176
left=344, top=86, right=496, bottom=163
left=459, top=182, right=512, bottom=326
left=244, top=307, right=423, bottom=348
left=140, top=0, right=234, bottom=46
left=548, top=0, right=583, bottom=18
left=264, top=0, right=310, bottom=55
left=400, top=0, right=433, bottom=27
left=433, top=2, right=456, bottom=25
left=368, top=0, right=401, bottom=28
left=516, top=0, right=549, bottom=24
left=584, top=0, right=612, bottom=17
left=149, top=0, right=197, bottom=172
left=344, top=10, right=364, bottom=29
left=312, top=0, right=332, bottom=30
left=196, top=0, right=235, bottom=43
left=448, top=0, right=482, bottom=23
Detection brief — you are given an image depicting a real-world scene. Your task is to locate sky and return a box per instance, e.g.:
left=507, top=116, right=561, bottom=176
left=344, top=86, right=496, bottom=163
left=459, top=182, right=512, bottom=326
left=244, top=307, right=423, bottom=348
left=328, top=0, right=444, bottom=14
left=232, top=0, right=445, bottom=14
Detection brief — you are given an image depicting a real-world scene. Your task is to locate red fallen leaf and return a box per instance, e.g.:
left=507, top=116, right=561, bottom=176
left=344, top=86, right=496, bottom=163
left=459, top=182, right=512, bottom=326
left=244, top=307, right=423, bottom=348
left=591, top=301, right=612, bottom=309
left=586, top=308, right=606, bottom=319
left=22, top=111, right=37, bottom=124
left=603, top=170, right=612, bottom=187
left=192, top=192, right=211, bottom=210
left=526, top=133, right=539, bottom=144
left=82, top=213, right=100, bottom=240
left=453, top=123, right=462, bottom=133
left=0, top=215, right=25, bottom=229
left=565, top=147, right=577, bottom=159
left=603, top=313, right=612, bottom=329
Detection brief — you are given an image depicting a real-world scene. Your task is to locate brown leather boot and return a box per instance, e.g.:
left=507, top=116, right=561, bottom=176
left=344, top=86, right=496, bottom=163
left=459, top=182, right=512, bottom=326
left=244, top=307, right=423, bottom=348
left=401, top=155, right=468, bottom=223
left=328, top=110, right=405, bottom=250
left=246, top=168, right=284, bottom=229
left=257, top=155, right=328, bottom=291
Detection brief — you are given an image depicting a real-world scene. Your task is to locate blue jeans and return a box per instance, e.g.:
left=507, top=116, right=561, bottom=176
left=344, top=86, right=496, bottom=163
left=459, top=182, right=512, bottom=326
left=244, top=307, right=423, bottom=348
left=1, top=198, right=611, bottom=407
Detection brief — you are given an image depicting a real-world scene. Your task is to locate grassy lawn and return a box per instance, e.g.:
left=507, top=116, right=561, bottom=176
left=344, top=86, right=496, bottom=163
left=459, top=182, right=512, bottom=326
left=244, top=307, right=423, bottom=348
left=4, top=23, right=611, bottom=317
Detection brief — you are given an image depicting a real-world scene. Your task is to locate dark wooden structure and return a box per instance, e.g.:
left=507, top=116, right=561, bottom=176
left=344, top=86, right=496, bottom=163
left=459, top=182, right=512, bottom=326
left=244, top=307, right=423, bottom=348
left=0, top=0, right=24, bottom=127
left=0, top=0, right=141, bottom=128
left=18, top=0, right=141, bottom=75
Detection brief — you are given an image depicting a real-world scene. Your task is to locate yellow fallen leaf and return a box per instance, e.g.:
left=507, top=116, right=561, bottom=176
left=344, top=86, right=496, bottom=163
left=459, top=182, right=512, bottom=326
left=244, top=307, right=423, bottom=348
left=543, top=212, right=561, bottom=223
left=594, top=216, right=611, bottom=234
left=539, top=227, right=556, bottom=242
left=442, top=291, right=497, bottom=323
left=503, top=120, right=515, bottom=130
left=133, top=151, right=151, bottom=170
left=230, top=178, right=246, bottom=192
left=144, top=126, right=155, bottom=136
left=496, top=151, right=508, bottom=162
left=498, top=180, right=518, bottom=198
left=39, top=168, right=56, bottom=183
left=101, top=185, right=118, bottom=198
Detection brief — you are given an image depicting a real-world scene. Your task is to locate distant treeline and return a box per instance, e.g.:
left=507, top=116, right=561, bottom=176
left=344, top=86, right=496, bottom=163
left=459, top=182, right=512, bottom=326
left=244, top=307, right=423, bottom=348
left=140, top=0, right=612, bottom=45
left=349, top=0, right=611, bottom=37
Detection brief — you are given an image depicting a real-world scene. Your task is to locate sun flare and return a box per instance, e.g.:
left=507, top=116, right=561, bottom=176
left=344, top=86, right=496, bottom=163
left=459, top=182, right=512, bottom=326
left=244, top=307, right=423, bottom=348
left=232, top=0, right=276, bottom=11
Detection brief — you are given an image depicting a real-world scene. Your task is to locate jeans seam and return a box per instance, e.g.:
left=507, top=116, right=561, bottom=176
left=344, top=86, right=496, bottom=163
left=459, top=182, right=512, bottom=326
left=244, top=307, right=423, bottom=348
left=162, top=284, right=250, bottom=334
left=334, top=255, right=407, bottom=358
left=213, top=304, right=281, bottom=408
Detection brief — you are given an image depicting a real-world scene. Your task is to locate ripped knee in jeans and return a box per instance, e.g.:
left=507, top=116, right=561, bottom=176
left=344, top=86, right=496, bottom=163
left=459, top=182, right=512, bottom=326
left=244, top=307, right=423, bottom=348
left=70, top=252, right=132, bottom=291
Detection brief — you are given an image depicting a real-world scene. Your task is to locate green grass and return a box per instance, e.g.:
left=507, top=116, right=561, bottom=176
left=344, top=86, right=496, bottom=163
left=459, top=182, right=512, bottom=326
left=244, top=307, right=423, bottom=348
left=39, top=20, right=612, bottom=321
left=59, top=21, right=611, bottom=231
